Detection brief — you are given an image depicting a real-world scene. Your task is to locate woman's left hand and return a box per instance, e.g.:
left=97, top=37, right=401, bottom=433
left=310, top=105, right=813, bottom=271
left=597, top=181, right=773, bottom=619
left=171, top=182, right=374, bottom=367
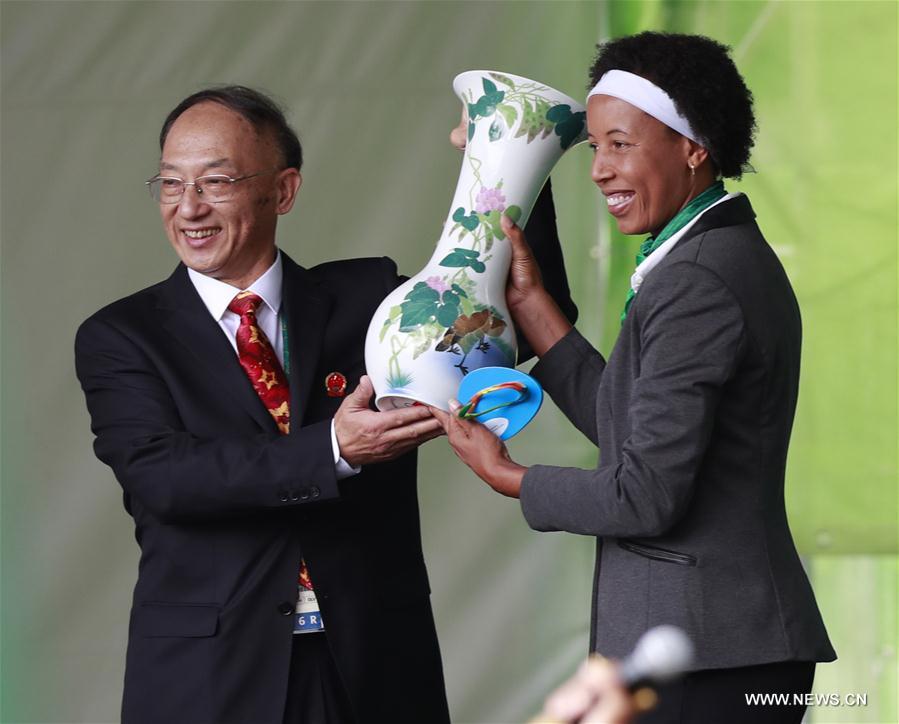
left=429, top=401, right=527, bottom=498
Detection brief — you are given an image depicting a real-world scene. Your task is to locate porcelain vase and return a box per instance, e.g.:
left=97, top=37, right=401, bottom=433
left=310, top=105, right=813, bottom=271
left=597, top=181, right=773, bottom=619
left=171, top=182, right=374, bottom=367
left=364, top=70, right=587, bottom=411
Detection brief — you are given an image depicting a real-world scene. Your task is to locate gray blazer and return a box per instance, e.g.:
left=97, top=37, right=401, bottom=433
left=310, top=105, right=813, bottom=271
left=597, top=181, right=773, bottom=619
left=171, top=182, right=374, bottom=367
left=521, top=195, right=836, bottom=670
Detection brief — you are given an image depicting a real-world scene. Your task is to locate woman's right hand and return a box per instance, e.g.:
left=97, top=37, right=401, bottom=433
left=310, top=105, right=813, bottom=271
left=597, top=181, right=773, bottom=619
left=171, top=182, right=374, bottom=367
left=502, top=214, right=573, bottom=357
left=503, top=214, right=546, bottom=312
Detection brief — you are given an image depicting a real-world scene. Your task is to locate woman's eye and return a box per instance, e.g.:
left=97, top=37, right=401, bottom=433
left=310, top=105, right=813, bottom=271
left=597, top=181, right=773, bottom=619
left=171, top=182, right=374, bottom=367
left=612, top=141, right=629, bottom=150
left=588, top=143, right=598, bottom=152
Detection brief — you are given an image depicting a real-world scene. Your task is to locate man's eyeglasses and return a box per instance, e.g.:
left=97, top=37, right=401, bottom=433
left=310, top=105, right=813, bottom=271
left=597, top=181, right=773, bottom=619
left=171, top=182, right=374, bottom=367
left=145, top=169, right=281, bottom=204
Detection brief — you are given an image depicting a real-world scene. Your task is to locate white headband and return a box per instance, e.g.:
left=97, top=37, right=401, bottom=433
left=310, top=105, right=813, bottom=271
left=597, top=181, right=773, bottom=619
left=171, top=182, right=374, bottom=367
left=588, top=69, right=703, bottom=145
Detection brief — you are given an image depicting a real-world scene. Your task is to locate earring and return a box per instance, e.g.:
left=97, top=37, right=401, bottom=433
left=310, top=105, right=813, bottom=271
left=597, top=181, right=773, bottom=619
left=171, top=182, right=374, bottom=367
left=688, top=163, right=695, bottom=177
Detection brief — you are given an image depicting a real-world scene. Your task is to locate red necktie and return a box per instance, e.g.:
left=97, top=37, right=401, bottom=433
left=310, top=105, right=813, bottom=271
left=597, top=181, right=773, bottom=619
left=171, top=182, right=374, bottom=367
left=228, top=291, right=314, bottom=591
left=227, top=291, right=290, bottom=434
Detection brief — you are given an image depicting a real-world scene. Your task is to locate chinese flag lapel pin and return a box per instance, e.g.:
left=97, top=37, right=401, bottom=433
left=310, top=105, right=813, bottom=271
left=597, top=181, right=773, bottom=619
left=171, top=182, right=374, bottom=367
left=325, top=372, right=348, bottom=397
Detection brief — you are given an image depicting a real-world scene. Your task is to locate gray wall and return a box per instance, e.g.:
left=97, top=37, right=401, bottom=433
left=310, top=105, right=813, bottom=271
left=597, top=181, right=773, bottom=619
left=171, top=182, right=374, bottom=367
left=1, top=3, right=603, bottom=721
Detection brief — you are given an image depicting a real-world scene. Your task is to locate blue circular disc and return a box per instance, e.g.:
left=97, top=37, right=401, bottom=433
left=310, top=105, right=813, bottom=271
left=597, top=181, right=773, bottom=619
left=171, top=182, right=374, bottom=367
left=456, top=367, right=543, bottom=440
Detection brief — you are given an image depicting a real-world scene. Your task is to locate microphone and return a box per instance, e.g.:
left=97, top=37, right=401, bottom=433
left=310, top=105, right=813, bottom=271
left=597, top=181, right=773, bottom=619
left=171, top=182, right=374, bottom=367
left=617, top=625, right=694, bottom=690
left=531, top=626, right=694, bottom=724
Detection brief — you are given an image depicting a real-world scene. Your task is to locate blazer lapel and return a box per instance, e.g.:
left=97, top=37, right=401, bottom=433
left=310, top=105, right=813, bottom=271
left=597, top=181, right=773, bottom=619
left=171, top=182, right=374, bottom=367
left=681, top=193, right=756, bottom=242
left=156, top=265, right=278, bottom=433
left=280, top=253, right=332, bottom=427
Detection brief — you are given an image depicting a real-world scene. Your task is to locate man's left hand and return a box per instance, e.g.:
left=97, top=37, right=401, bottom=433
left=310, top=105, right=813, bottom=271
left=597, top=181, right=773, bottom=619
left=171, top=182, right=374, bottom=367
left=334, top=376, right=445, bottom=466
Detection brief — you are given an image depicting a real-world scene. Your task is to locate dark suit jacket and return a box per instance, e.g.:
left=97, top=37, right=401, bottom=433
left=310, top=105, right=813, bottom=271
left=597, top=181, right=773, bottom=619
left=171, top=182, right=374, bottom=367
left=520, top=195, right=836, bottom=671
left=75, top=185, right=575, bottom=723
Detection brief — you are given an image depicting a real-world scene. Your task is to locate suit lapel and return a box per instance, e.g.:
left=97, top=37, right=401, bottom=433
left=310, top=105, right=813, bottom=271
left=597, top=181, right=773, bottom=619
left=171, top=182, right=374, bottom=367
left=680, top=193, right=756, bottom=243
left=280, top=253, right=332, bottom=427
left=156, top=265, right=278, bottom=433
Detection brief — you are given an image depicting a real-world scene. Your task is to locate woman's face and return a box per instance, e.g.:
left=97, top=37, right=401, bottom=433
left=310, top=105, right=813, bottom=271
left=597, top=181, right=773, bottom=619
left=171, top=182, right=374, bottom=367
left=587, top=94, right=697, bottom=237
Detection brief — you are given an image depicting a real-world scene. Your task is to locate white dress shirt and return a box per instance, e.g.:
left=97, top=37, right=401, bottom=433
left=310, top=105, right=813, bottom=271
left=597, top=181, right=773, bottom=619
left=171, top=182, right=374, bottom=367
left=187, top=251, right=360, bottom=479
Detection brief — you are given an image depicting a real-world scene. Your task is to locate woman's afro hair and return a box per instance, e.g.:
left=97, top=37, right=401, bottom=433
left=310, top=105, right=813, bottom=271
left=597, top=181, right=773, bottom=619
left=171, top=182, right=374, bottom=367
left=588, top=32, right=756, bottom=179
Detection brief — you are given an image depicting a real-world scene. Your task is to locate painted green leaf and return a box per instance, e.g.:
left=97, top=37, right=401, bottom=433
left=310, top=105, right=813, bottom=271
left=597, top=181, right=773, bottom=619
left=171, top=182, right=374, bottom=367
left=459, top=295, right=475, bottom=316
left=406, top=282, right=439, bottom=303
left=399, top=301, right=436, bottom=331
left=379, top=318, right=392, bottom=342
left=505, top=205, right=522, bottom=224
left=437, top=302, right=459, bottom=327
left=412, top=339, right=432, bottom=360
left=467, top=121, right=475, bottom=141
left=470, top=260, right=486, bottom=273
left=451, top=283, right=468, bottom=298
left=488, top=118, right=504, bottom=142
left=482, top=209, right=502, bottom=240
left=482, top=78, right=498, bottom=95
left=545, top=103, right=572, bottom=123
left=489, top=72, right=515, bottom=88
left=439, top=251, right=472, bottom=267
left=461, top=213, right=479, bottom=231
left=452, top=207, right=466, bottom=223
left=556, top=111, right=587, bottom=149
left=497, top=104, right=517, bottom=128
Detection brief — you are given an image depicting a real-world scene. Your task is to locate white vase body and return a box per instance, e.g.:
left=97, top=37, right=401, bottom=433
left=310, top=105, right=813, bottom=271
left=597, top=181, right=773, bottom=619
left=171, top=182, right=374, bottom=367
left=364, top=70, right=587, bottom=411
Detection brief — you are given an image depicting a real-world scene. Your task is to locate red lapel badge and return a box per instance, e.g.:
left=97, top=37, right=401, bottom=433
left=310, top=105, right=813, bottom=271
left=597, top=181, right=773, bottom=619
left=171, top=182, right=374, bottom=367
left=325, top=372, right=348, bottom=398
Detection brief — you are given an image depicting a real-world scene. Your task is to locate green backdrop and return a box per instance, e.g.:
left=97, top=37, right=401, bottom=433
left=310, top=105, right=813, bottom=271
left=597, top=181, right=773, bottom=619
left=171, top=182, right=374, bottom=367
left=2, top=1, right=895, bottom=722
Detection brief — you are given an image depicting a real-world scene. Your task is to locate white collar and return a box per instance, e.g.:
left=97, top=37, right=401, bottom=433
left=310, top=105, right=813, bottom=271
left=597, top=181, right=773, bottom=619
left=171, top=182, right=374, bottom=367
left=631, top=193, right=740, bottom=293
left=187, top=250, right=283, bottom=319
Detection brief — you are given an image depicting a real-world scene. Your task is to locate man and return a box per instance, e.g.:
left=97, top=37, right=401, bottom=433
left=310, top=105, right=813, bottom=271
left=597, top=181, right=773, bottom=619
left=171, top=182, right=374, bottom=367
left=75, top=86, right=576, bottom=724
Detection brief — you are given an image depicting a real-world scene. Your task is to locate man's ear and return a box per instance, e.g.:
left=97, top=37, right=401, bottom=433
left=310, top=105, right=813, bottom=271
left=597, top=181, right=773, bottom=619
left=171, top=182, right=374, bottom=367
left=276, top=169, right=302, bottom=215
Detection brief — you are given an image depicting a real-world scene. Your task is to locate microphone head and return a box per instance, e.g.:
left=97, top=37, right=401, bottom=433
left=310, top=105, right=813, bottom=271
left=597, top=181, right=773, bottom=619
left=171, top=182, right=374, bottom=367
left=620, top=625, right=694, bottom=687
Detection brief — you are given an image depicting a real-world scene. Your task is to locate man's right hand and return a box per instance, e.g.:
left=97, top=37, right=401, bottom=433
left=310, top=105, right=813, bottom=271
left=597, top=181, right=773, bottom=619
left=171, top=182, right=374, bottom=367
left=334, top=375, right=444, bottom=467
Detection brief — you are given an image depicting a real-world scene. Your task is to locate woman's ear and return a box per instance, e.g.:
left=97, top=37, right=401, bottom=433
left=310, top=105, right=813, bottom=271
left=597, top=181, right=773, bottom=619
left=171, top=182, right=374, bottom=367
left=685, top=139, right=710, bottom=171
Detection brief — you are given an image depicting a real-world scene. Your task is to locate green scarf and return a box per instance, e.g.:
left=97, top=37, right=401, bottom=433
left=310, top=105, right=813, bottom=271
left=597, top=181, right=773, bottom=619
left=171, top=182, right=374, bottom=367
left=620, top=180, right=727, bottom=324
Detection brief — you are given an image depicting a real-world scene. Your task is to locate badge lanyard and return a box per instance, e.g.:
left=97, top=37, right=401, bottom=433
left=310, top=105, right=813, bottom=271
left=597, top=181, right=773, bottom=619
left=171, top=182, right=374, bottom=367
left=279, top=312, right=325, bottom=634
left=281, top=315, right=290, bottom=379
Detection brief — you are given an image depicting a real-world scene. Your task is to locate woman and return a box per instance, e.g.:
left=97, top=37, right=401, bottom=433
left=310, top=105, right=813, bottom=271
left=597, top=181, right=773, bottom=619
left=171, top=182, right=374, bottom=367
left=433, top=32, right=835, bottom=723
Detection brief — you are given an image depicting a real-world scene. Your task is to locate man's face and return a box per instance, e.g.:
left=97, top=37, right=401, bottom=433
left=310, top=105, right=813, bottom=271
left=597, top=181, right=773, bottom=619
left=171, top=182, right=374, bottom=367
left=158, top=101, right=300, bottom=288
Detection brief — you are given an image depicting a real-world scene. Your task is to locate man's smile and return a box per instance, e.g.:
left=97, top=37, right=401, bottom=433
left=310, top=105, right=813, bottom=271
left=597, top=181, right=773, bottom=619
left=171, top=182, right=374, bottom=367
left=181, top=227, right=222, bottom=246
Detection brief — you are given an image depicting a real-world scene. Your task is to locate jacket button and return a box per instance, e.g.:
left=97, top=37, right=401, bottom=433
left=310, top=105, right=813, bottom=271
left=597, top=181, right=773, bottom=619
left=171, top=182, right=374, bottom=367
left=278, top=492, right=289, bottom=502
left=310, top=486, right=321, bottom=499
left=299, top=488, right=311, bottom=501
left=277, top=601, right=293, bottom=616
left=289, top=491, right=300, bottom=501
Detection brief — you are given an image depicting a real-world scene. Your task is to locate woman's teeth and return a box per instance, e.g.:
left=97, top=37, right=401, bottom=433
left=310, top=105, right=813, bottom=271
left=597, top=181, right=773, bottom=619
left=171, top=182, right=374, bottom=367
left=606, top=193, right=633, bottom=208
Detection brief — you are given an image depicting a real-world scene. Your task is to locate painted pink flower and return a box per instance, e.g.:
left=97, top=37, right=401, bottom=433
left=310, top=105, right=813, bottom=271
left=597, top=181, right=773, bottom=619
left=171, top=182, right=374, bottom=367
left=475, top=186, right=506, bottom=214
left=425, top=276, right=449, bottom=294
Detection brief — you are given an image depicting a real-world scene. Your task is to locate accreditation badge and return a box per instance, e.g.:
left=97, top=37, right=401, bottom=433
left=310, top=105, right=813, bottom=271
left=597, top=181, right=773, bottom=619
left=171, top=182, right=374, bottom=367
left=294, top=585, right=325, bottom=634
